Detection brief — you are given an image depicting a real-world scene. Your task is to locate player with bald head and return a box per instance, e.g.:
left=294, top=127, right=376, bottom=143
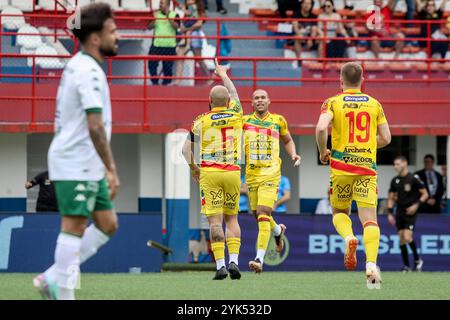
left=244, top=89, right=301, bottom=274
left=183, top=59, right=243, bottom=280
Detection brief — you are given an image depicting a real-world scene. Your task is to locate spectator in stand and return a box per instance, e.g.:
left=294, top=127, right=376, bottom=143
left=415, top=154, right=445, bottom=213
left=292, top=0, right=319, bottom=68
left=148, top=0, right=180, bottom=85
left=315, top=191, right=332, bottom=215
left=204, top=0, right=227, bottom=15
left=405, top=0, right=416, bottom=21
left=366, top=0, right=405, bottom=59
left=416, top=0, right=449, bottom=58
left=341, top=10, right=358, bottom=58
left=317, top=0, right=351, bottom=58
left=172, top=0, right=212, bottom=86
left=277, top=0, right=301, bottom=18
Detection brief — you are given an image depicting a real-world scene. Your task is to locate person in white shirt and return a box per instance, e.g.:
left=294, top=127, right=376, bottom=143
left=33, top=2, right=120, bottom=300
left=315, top=191, right=332, bottom=215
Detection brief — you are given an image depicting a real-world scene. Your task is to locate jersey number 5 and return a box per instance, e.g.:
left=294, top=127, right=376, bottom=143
left=345, top=111, right=370, bottom=143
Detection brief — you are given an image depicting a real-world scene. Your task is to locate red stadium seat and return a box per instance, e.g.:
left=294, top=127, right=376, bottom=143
left=388, top=62, right=411, bottom=71
left=414, top=62, right=441, bottom=72
left=363, top=62, right=385, bottom=71
left=400, top=27, right=421, bottom=36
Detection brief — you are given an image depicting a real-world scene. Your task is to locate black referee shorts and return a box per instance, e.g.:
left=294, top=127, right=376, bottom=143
left=395, top=211, right=417, bottom=231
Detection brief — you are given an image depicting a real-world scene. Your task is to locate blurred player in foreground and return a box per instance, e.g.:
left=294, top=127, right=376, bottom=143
left=315, top=62, right=391, bottom=289
left=182, top=59, right=243, bottom=280
left=33, top=3, right=120, bottom=300
left=244, top=89, right=301, bottom=273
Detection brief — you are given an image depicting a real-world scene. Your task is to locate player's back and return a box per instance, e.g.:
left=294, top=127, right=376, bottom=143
left=48, top=52, right=112, bottom=181
left=192, top=100, right=243, bottom=172
left=322, top=89, right=387, bottom=176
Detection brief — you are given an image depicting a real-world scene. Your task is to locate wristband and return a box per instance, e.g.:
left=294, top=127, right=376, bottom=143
left=387, top=208, right=394, bottom=215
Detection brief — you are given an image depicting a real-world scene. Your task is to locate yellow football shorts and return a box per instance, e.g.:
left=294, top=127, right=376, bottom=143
left=246, top=175, right=280, bottom=212
left=199, top=170, right=241, bottom=216
left=330, top=173, right=378, bottom=209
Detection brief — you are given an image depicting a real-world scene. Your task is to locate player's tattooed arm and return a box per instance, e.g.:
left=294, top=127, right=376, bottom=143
left=87, top=113, right=120, bottom=199
left=87, top=113, right=116, bottom=172
left=182, top=138, right=200, bottom=182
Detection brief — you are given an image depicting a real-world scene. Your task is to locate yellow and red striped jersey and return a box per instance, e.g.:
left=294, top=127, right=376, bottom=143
left=321, top=88, right=388, bottom=176
left=191, top=99, right=243, bottom=172
left=243, top=112, right=289, bottom=177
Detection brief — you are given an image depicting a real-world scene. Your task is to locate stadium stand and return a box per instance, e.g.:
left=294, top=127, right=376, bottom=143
left=0, top=0, right=448, bottom=87
left=1, top=6, right=26, bottom=30
left=10, top=0, right=35, bottom=12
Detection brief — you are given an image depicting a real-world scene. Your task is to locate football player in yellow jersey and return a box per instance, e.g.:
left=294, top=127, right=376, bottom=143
left=244, top=89, right=301, bottom=274
left=315, top=62, right=391, bottom=289
left=182, top=59, right=243, bottom=280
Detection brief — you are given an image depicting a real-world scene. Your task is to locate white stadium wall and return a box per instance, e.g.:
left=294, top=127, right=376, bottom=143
left=0, top=133, right=27, bottom=211
left=0, top=133, right=447, bottom=217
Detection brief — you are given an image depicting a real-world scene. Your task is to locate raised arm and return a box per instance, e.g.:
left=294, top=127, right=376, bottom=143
left=87, top=113, right=120, bottom=199
left=387, top=0, right=399, bottom=11
left=214, top=58, right=240, bottom=103
left=415, top=0, right=425, bottom=12
left=441, top=0, right=448, bottom=11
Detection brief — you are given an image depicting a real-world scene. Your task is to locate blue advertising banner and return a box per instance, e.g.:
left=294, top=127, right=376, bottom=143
left=0, top=213, right=163, bottom=273
left=238, top=214, right=450, bottom=271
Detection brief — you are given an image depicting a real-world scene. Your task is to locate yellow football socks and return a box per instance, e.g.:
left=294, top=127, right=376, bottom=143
left=269, top=216, right=277, bottom=231
left=211, top=241, right=225, bottom=261
left=363, top=221, right=380, bottom=264
left=226, top=237, right=241, bottom=255
left=332, top=213, right=354, bottom=239
left=257, top=214, right=271, bottom=250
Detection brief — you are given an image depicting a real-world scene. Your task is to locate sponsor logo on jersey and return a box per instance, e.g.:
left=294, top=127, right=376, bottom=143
left=74, top=183, right=86, bottom=192
left=353, top=179, right=371, bottom=198
left=343, top=146, right=372, bottom=154
left=342, top=155, right=373, bottom=165
left=250, top=154, right=272, bottom=161
left=249, top=141, right=272, bottom=150
left=343, top=96, right=369, bottom=102
left=343, top=103, right=360, bottom=109
left=211, top=113, right=233, bottom=120
left=336, top=184, right=352, bottom=200
left=210, top=190, right=223, bottom=206
left=74, top=194, right=86, bottom=202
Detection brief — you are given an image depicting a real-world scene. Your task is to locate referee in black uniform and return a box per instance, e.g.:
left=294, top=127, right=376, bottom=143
left=25, top=170, right=58, bottom=212
left=387, top=156, right=428, bottom=272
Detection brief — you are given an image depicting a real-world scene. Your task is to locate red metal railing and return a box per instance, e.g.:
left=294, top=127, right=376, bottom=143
left=0, top=13, right=450, bottom=131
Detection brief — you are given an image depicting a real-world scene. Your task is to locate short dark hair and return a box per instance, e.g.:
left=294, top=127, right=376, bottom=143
left=424, top=154, right=435, bottom=161
left=394, top=155, right=408, bottom=163
left=71, top=3, right=114, bottom=44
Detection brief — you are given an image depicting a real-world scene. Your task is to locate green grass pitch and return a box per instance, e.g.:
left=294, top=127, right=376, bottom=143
left=0, top=272, right=449, bottom=300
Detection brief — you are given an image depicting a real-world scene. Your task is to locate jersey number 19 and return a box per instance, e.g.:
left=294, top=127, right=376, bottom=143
left=345, top=111, right=370, bottom=143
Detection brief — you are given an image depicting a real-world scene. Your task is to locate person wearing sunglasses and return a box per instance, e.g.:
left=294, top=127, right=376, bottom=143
left=317, top=0, right=351, bottom=58
left=416, top=0, right=449, bottom=58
